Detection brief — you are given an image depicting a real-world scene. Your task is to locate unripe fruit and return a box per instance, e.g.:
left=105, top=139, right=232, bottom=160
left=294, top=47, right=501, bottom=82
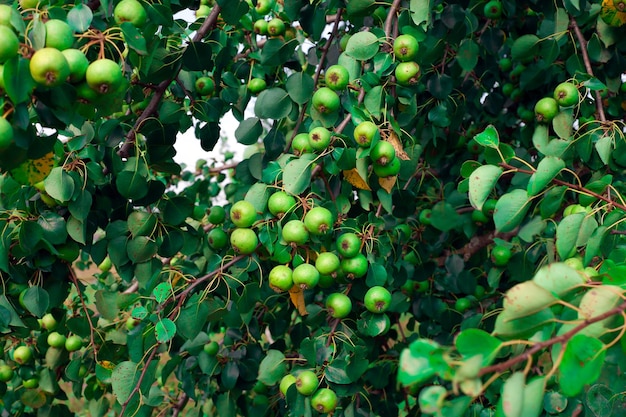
left=292, top=263, right=320, bottom=289
left=208, top=206, right=226, bottom=224
left=534, top=97, right=559, bottom=123
left=483, top=0, right=502, bottom=19
left=255, top=0, right=275, bottom=14
left=291, top=132, right=313, bottom=155
left=40, top=313, right=58, bottom=331
left=364, top=286, right=392, bottom=313
left=44, top=19, right=74, bottom=50
left=395, top=61, right=420, bottom=86
left=491, top=245, right=512, bottom=266
left=295, top=370, right=318, bottom=395
left=203, top=341, right=219, bottom=356
left=455, top=297, right=472, bottom=312
left=47, top=331, right=67, bottom=348
left=471, top=209, right=489, bottom=224
left=282, top=219, right=309, bottom=245
left=315, top=252, right=340, bottom=275
left=0, top=117, right=14, bottom=151
left=553, top=82, right=579, bottom=107
left=353, top=121, right=378, bottom=147
left=325, top=292, right=352, bottom=318
left=268, top=191, right=297, bottom=217
left=207, top=228, right=228, bottom=250
left=30, top=48, right=70, bottom=87
left=253, top=19, right=268, bottom=35
left=340, top=253, right=368, bottom=279
left=0, top=26, right=19, bottom=63
left=311, top=87, right=340, bottom=114
left=0, top=364, right=13, bottom=382
left=230, top=228, right=258, bottom=254
left=325, top=64, right=350, bottom=91
left=336, top=233, right=361, bottom=257
left=498, top=57, right=512, bottom=72
left=62, top=49, right=89, bottom=83
left=393, top=34, right=419, bottom=62
left=247, top=77, right=266, bottom=94
left=418, top=209, right=432, bottom=225
left=308, top=126, right=332, bottom=151
left=373, top=157, right=401, bottom=177
left=370, top=141, right=396, bottom=166
left=195, top=4, right=211, bottom=18
left=0, top=5, right=14, bottom=26
left=195, top=76, right=215, bottom=96
left=311, top=388, right=338, bottom=413
left=86, top=59, right=123, bottom=94
left=23, top=377, right=39, bottom=389
left=230, top=200, right=257, bottom=228
left=304, top=206, right=334, bottom=235
left=13, top=346, right=33, bottom=364
left=279, top=374, right=296, bottom=396
left=269, top=265, right=293, bottom=292
left=267, top=18, right=285, bottom=37
left=65, top=335, right=83, bottom=352
left=114, top=0, right=147, bottom=27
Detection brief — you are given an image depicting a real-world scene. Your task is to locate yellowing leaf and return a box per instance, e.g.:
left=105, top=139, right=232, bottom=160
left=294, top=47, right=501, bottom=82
left=288, top=285, right=308, bottom=316
left=343, top=168, right=371, bottom=190
left=10, top=152, right=56, bottom=185
left=382, top=129, right=410, bottom=160
left=378, top=175, right=397, bottom=193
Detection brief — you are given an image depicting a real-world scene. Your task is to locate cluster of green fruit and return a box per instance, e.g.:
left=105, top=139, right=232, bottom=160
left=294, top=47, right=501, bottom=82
left=280, top=370, right=338, bottom=413
left=534, top=81, right=580, bottom=123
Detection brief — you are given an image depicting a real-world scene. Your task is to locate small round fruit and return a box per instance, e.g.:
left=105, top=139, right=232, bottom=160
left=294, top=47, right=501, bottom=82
left=268, top=191, right=296, bottom=217
left=86, top=59, right=123, bottom=94
left=195, top=76, right=215, bottom=96
left=255, top=0, right=275, bottom=14
left=291, top=132, right=313, bottom=155
left=311, top=87, right=340, bottom=114
left=393, top=34, right=419, bottom=62
left=373, top=157, right=401, bottom=177
left=44, top=19, right=74, bottom=50
left=308, top=126, right=332, bottom=151
left=563, top=204, right=587, bottom=217
left=195, top=4, right=210, bottom=18
left=483, top=0, right=502, bottom=19
left=207, top=228, right=228, bottom=250
left=353, top=121, right=378, bottom=147
left=13, top=346, right=33, bottom=364
left=325, top=64, right=349, bottom=91
left=0, top=26, right=19, bottom=63
left=553, top=82, right=579, bottom=107
left=340, top=253, right=368, bottom=279
left=455, top=297, right=472, bottom=312
left=471, top=209, right=489, bottom=224
left=269, top=265, right=293, bottom=292
left=395, top=61, right=420, bottom=86
left=267, top=18, right=285, bottom=36
left=230, top=228, right=258, bottom=254
left=0, top=117, right=13, bottom=150
left=65, top=335, right=82, bottom=352
left=534, top=97, right=559, bottom=123
left=418, top=209, right=432, bottom=225
left=304, top=207, right=334, bottom=235
left=282, top=219, right=309, bottom=245
left=279, top=374, right=296, bottom=397
left=23, top=377, right=39, bottom=389
left=203, top=341, right=219, bottom=356
left=114, top=0, right=147, bottom=27
left=311, top=388, right=338, bottom=413
left=230, top=200, right=257, bottom=228
left=336, top=233, right=361, bottom=258
left=30, top=47, right=70, bottom=87
left=40, top=313, right=58, bottom=331
left=564, top=256, right=584, bottom=271
left=47, top=331, right=67, bottom=348
left=208, top=206, right=226, bottom=224
left=325, top=292, right=352, bottom=318
left=315, top=252, right=340, bottom=275
left=126, top=317, right=139, bottom=330
left=371, top=141, right=396, bottom=166
left=295, top=370, right=318, bottom=396
left=498, top=57, right=512, bottom=72
left=0, top=364, right=13, bottom=382
left=253, top=19, right=268, bottom=35
left=491, top=245, right=512, bottom=266
left=98, top=256, right=112, bottom=272
left=482, top=198, right=498, bottom=216
left=364, top=286, right=392, bottom=313
left=0, top=5, right=14, bottom=26
left=247, top=77, right=266, bottom=94
left=62, top=49, right=89, bottom=83
left=292, top=263, right=320, bottom=290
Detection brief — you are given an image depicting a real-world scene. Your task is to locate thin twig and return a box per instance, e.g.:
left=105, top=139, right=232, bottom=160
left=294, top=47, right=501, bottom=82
left=384, top=0, right=403, bottom=40
left=119, top=346, right=159, bottom=415
left=68, top=266, right=99, bottom=360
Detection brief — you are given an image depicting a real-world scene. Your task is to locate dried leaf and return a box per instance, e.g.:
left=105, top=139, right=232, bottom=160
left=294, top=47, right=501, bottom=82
left=288, top=285, right=308, bottom=316
left=343, top=168, right=371, bottom=190
left=378, top=175, right=397, bottom=192
left=382, top=129, right=410, bottom=160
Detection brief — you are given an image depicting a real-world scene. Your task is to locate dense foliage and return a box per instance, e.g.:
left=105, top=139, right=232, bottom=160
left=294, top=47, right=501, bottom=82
left=1, top=0, right=626, bottom=415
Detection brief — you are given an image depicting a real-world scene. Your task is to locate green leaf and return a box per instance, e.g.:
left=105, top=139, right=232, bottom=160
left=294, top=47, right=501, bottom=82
left=520, top=377, right=546, bottom=417
left=235, top=117, right=263, bottom=145
left=285, top=72, right=315, bottom=105
left=120, top=22, right=147, bottom=55
left=430, top=201, right=460, bottom=232
left=162, top=196, right=194, bottom=226
left=500, top=372, right=525, bottom=417
left=410, top=0, right=431, bottom=27
left=473, top=125, right=499, bottom=148
left=111, top=361, right=139, bottom=404
left=559, top=334, right=605, bottom=397
left=584, top=226, right=607, bottom=266
left=398, top=339, right=442, bottom=386
left=3, top=57, right=34, bottom=105
left=254, top=88, right=293, bottom=119
left=282, top=154, right=315, bottom=195
left=67, top=3, right=93, bottom=32
left=345, top=31, right=380, bottom=60
left=555, top=213, right=597, bottom=260
left=493, top=308, right=555, bottom=340
left=44, top=167, right=75, bottom=203
left=116, top=170, right=148, bottom=200
left=455, top=329, right=502, bottom=366
left=532, top=124, right=550, bottom=156
left=511, top=34, right=540, bottom=62
left=552, top=108, right=573, bottom=140
left=153, top=282, right=172, bottom=304
left=493, top=189, right=532, bottom=233
left=127, top=236, right=158, bottom=263
left=595, top=135, right=612, bottom=165
left=364, top=85, right=383, bottom=118
left=527, top=156, right=565, bottom=196
left=66, top=216, right=86, bottom=245
left=469, top=165, right=503, bottom=210
left=21, top=286, right=49, bottom=318
left=155, top=318, right=177, bottom=343
left=457, top=39, right=479, bottom=72
left=532, top=262, right=585, bottom=297
left=257, top=350, right=287, bottom=386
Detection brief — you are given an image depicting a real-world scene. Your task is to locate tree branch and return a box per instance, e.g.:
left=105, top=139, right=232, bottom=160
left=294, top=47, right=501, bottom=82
left=384, top=0, right=403, bottom=41
left=478, top=300, right=626, bottom=376
left=118, top=6, right=222, bottom=158
left=119, top=345, right=159, bottom=415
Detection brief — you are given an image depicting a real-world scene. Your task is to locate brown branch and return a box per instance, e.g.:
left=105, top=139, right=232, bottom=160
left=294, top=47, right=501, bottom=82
left=478, top=300, right=626, bottom=376
left=384, top=0, right=403, bottom=40
left=118, top=6, right=222, bottom=158
left=171, top=392, right=189, bottom=417
left=119, top=345, right=159, bottom=416
left=569, top=16, right=606, bottom=123
left=436, top=229, right=518, bottom=266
